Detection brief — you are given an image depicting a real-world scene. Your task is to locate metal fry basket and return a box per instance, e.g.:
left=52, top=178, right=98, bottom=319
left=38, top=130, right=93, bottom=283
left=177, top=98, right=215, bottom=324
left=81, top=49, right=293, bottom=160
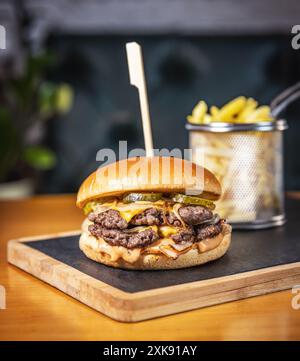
left=186, top=120, right=288, bottom=229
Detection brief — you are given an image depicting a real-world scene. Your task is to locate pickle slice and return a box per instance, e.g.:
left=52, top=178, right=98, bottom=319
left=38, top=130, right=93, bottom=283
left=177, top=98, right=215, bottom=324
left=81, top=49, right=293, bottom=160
left=83, top=201, right=98, bottom=215
left=123, top=192, right=162, bottom=203
left=172, top=193, right=215, bottom=209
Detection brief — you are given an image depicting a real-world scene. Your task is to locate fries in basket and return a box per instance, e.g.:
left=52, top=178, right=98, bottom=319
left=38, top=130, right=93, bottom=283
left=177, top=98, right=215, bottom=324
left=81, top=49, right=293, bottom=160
left=187, top=96, right=274, bottom=125
left=187, top=97, right=282, bottom=224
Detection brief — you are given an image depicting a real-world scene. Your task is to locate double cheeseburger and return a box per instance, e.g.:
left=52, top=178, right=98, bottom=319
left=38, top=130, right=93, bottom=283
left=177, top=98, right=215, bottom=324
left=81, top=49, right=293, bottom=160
left=77, top=156, right=231, bottom=270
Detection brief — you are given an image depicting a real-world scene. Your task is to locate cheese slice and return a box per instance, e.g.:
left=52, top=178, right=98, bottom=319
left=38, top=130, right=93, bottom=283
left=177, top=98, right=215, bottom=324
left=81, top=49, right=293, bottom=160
left=110, top=201, right=164, bottom=223
left=91, top=200, right=184, bottom=226
left=159, top=226, right=178, bottom=238
left=115, top=207, right=147, bottom=223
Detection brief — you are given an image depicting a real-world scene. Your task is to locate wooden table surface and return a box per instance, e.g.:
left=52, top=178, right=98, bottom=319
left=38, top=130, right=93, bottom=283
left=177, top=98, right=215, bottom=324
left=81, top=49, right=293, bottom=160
left=0, top=194, right=300, bottom=341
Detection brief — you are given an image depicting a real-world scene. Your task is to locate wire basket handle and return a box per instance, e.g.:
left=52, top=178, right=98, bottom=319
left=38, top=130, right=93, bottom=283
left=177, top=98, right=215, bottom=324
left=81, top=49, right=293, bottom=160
left=271, top=82, right=300, bottom=118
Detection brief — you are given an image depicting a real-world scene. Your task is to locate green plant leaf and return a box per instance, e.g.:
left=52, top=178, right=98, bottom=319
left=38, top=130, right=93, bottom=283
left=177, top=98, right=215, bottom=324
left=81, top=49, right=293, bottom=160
left=23, top=146, right=57, bottom=170
left=38, top=82, right=57, bottom=117
left=8, top=53, right=55, bottom=109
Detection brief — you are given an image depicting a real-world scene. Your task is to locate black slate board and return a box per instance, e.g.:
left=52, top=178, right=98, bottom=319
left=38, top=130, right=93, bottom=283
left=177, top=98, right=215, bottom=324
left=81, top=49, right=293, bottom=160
left=26, top=198, right=300, bottom=293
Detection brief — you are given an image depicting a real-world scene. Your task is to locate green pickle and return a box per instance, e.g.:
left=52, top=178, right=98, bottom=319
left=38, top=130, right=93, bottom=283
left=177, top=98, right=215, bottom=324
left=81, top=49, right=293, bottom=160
left=172, top=193, right=215, bottom=209
left=83, top=201, right=98, bottom=215
left=123, top=192, right=162, bottom=203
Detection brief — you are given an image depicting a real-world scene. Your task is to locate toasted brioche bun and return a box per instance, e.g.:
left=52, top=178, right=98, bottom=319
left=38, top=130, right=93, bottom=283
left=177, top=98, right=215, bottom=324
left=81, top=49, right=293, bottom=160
left=76, top=156, right=221, bottom=208
left=79, top=223, right=231, bottom=270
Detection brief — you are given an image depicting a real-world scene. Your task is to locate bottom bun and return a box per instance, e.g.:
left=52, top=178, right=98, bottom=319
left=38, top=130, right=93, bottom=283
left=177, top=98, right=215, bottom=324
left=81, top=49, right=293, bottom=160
left=79, top=223, right=232, bottom=270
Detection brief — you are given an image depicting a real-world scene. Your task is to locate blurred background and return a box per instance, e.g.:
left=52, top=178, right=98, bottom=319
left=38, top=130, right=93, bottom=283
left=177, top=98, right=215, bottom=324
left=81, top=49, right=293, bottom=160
left=0, top=0, right=300, bottom=198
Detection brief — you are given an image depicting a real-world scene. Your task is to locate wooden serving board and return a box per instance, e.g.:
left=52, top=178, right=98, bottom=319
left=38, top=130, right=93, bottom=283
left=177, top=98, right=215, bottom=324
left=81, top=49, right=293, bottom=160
left=7, top=199, right=300, bottom=322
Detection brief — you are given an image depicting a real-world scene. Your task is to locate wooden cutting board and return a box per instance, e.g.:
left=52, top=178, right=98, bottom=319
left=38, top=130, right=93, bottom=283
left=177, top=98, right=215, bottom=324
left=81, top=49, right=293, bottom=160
left=7, top=199, right=300, bottom=322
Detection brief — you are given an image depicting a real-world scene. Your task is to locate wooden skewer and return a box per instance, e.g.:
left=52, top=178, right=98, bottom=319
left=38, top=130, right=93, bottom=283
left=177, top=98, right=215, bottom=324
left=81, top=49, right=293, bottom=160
left=126, top=42, right=154, bottom=158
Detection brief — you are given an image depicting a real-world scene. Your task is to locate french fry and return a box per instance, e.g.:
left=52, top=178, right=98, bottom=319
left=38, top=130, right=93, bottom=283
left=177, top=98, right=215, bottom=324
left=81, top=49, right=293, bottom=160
left=186, top=96, right=274, bottom=125
left=203, top=114, right=212, bottom=124
left=210, top=106, right=220, bottom=121
left=217, top=96, right=246, bottom=122
left=236, top=98, right=258, bottom=123
left=186, top=100, right=208, bottom=124
left=245, top=105, right=272, bottom=123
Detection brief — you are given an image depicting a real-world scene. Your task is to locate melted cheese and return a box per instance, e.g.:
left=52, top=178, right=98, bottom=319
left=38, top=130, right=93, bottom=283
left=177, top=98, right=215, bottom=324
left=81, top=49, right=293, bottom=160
left=126, top=225, right=158, bottom=233
left=92, top=200, right=182, bottom=226
left=110, top=201, right=164, bottom=223
left=159, top=226, right=178, bottom=238
left=116, top=208, right=146, bottom=223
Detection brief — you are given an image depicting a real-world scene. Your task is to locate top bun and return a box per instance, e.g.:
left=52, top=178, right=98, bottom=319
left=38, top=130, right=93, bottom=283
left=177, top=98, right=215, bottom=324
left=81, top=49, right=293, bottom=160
left=76, top=156, right=221, bottom=208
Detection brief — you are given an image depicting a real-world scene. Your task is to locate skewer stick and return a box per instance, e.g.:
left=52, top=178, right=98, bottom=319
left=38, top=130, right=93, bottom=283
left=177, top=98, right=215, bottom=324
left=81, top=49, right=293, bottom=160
left=126, top=42, right=154, bottom=157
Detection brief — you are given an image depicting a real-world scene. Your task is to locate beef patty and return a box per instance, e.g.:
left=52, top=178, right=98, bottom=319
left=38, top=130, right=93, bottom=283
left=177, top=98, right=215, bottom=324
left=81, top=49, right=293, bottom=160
left=88, top=209, right=127, bottom=230
left=89, top=221, right=223, bottom=248
left=88, top=205, right=213, bottom=230
left=88, top=205, right=223, bottom=248
left=170, top=221, right=223, bottom=244
left=88, top=224, right=158, bottom=249
left=130, top=208, right=163, bottom=226
left=178, top=206, right=212, bottom=225
left=196, top=220, right=223, bottom=241
left=171, top=226, right=195, bottom=243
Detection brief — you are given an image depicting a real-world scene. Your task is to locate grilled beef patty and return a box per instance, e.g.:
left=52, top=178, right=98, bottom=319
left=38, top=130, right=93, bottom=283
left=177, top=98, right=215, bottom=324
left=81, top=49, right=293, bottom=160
left=88, top=205, right=223, bottom=248
left=88, top=205, right=213, bottom=229
left=88, top=224, right=158, bottom=249
left=130, top=208, right=163, bottom=226
left=196, top=220, right=223, bottom=241
left=169, top=221, right=223, bottom=244
left=178, top=206, right=213, bottom=225
left=171, top=226, right=195, bottom=243
left=88, top=209, right=127, bottom=230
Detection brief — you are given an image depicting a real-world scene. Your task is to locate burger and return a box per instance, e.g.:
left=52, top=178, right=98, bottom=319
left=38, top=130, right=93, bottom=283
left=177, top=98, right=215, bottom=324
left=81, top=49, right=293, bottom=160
left=76, top=156, right=231, bottom=270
